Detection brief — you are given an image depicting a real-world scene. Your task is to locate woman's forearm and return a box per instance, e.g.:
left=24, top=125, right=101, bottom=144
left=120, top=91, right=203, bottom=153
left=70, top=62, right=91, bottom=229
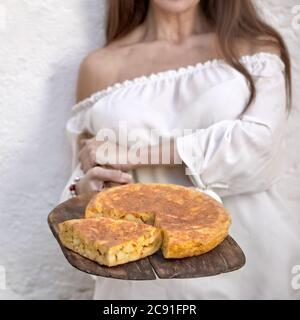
left=134, top=138, right=182, bottom=169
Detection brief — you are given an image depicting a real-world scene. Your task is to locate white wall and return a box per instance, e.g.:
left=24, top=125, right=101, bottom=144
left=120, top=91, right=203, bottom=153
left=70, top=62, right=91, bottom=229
left=0, top=0, right=299, bottom=299
left=0, top=0, right=106, bottom=299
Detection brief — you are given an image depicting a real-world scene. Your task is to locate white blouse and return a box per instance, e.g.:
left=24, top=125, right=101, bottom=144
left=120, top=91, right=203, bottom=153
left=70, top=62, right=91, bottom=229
left=60, top=52, right=300, bottom=299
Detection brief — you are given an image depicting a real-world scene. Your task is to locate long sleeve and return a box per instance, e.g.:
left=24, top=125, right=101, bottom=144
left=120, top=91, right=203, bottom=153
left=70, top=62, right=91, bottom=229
left=176, top=56, right=288, bottom=197
left=59, top=96, right=96, bottom=202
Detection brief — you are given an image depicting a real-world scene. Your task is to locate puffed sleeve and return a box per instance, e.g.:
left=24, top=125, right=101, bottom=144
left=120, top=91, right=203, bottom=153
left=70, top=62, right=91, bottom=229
left=176, top=54, right=288, bottom=197
left=66, top=98, right=97, bottom=169
left=59, top=96, right=96, bottom=202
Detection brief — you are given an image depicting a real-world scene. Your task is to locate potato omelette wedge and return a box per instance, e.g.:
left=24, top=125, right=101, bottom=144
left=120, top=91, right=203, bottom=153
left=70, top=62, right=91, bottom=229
left=58, top=217, right=162, bottom=267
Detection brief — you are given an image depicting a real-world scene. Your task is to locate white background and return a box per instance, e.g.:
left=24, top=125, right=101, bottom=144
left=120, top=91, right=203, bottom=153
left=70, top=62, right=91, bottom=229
left=0, top=0, right=299, bottom=299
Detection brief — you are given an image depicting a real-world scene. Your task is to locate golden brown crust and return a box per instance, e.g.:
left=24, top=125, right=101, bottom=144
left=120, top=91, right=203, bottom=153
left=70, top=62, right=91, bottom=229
left=58, top=217, right=162, bottom=267
left=85, top=183, right=231, bottom=259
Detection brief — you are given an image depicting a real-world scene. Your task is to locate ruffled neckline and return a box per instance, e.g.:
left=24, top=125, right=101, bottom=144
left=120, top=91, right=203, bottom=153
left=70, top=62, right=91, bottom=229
left=72, top=52, right=284, bottom=113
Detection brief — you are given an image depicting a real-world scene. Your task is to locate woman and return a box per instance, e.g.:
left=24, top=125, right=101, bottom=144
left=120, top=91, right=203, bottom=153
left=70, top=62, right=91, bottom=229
left=60, top=0, right=299, bottom=299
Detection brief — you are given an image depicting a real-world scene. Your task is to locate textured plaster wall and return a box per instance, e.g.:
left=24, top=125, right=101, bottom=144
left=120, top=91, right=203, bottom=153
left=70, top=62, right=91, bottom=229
left=0, top=0, right=299, bottom=299
left=0, top=0, right=106, bottom=299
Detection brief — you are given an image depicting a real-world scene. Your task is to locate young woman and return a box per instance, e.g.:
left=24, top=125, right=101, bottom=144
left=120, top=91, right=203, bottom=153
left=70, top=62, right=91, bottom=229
left=60, top=0, right=299, bottom=299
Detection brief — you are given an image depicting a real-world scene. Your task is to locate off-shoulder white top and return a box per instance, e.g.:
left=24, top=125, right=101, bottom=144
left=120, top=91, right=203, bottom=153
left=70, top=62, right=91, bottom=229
left=60, top=52, right=300, bottom=299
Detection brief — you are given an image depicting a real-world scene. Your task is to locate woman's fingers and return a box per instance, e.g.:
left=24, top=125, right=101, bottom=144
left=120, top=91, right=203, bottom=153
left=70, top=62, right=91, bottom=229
left=90, top=179, right=105, bottom=192
left=78, top=138, right=101, bottom=172
left=80, top=159, right=91, bottom=173
left=79, top=153, right=89, bottom=173
left=90, top=166, right=133, bottom=184
left=78, top=147, right=85, bottom=164
left=80, top=139, right=88, bottom=148
left=76, top=166, right=133, bottom=195
left=79, top=145, right=96, bottom=173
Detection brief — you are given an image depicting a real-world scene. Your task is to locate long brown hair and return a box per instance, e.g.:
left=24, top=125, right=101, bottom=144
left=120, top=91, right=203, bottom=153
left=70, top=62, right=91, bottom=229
left=106, top=0, right=291, bottom=111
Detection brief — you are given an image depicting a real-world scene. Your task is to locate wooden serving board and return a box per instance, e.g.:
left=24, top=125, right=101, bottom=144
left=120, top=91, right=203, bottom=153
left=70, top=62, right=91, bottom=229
left=48, top=192, right=246, bottom=280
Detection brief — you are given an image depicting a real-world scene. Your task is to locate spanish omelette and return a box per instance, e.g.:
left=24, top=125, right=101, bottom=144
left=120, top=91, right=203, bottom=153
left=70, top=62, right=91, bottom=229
left=85, top=184, right=231, bottom=259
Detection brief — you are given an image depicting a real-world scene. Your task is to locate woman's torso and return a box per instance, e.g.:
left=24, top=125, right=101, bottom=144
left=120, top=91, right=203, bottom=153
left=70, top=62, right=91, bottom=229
left=77, top=51, right=284, bottom=188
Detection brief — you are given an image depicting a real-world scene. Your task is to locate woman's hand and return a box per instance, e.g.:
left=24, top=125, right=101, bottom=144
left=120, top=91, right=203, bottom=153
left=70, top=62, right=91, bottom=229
left=78, top=136, right=139, bottom=172
left=78, top=137, right=103, bottom=173
left=76, top=166, right=133, bottom=195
